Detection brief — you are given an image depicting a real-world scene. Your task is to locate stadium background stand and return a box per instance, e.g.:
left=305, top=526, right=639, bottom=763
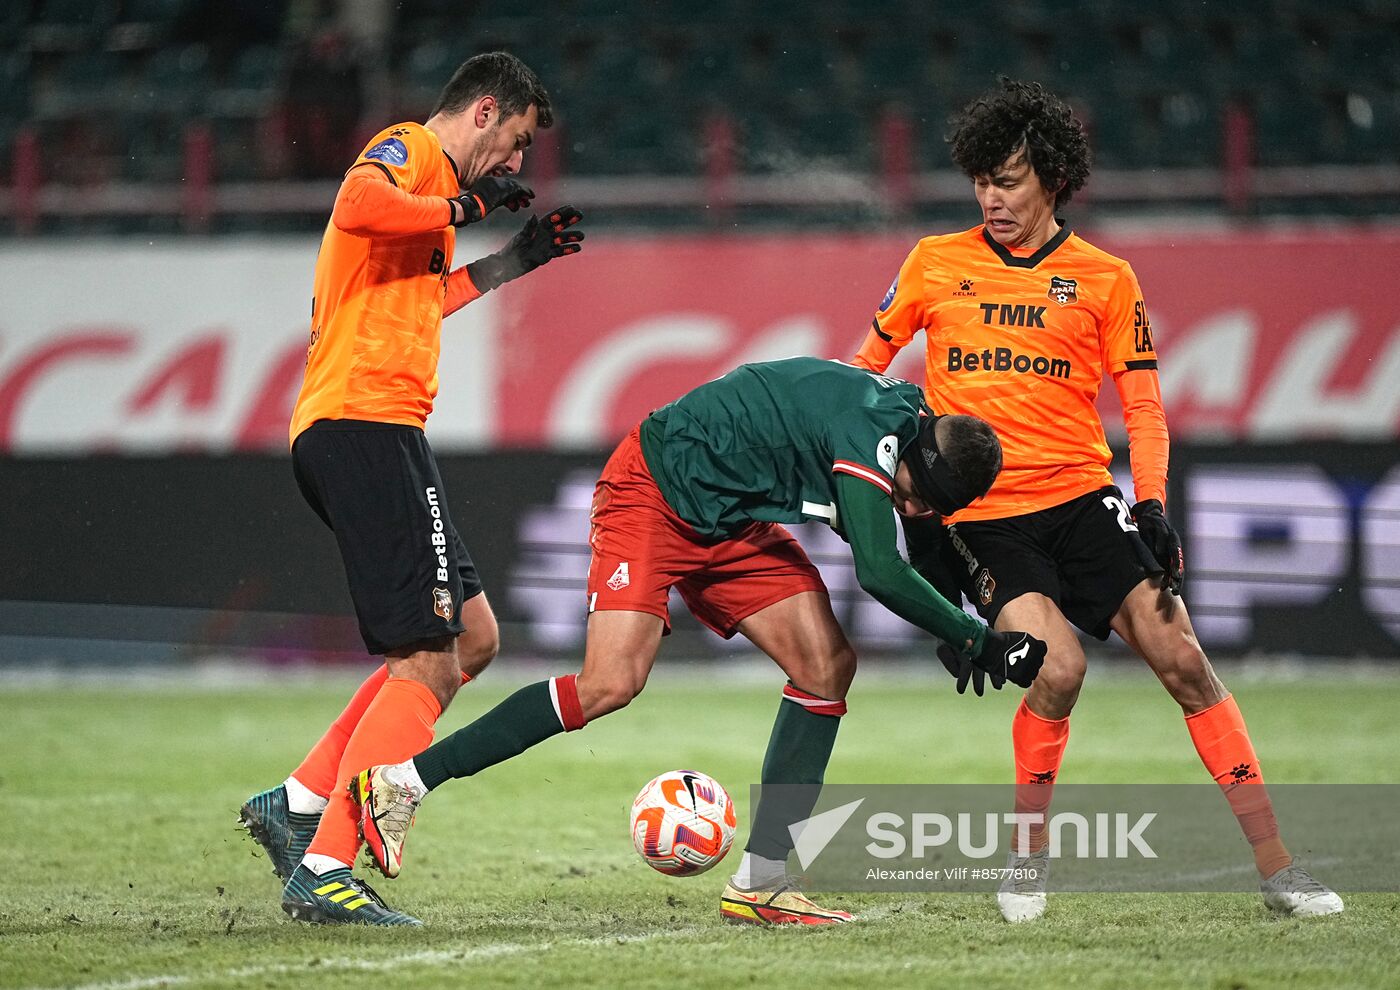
left=1, top=0, right=1398, bottom=232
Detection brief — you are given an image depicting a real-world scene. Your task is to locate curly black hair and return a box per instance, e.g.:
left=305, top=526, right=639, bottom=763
left=947, top=78, right=1091, bottom=209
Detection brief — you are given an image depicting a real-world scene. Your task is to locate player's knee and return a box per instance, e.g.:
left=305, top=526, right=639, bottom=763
left=1157, top=641, right=1222, bottom=711
left=427, top=657, right=463, bottom=710
left=434, top=677, right=462, bottom=711
left=804, top=643, right=857, bottom=700
left=386, top=638, right=462, bottom=710
left=578, top=671, right=644, bottom=719
left=592, top=685, right=638, bottom=718
left=1034, top=651, right=1087, bottom=705
left=397, top=664, right=460, bottom=712
left=457, top=625, right=499, bottom=678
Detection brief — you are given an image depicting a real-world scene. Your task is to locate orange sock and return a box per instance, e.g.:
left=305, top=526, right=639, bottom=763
left=1012, top=697, right=1069, bottom=853
left=291, top=668, right=471, bottom=797
left=1186, top=694, right=1291, bottom=877
left=291, top=664, right=390, bottom=798
left=305, top=677, right=442, bottom=866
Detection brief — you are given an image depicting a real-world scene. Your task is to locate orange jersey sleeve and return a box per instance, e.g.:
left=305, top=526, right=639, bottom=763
left=854, top=245, right=929, bottom=373
left=443, top=266, right=483, bottom=317
left=852, top=326, right=900, bottom=373
left=331, top=169, right=453, bottom=238
left=1100, top=262, right=1158, bottom=374
left=1104, top=262, right=1166, bottom=505
left=289, top=123, right=461, bottom=444
left=1113, top=368, right=1169, bottom=507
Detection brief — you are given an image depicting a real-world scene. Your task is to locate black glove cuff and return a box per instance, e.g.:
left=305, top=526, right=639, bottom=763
left=1132, top=498, right=1166, bottom=520
left=464, top=255, right=510, bottom=293
left=450, top=193, right=488, bottom=227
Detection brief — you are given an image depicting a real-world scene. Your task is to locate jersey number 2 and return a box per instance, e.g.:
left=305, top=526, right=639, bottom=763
left=1103, top=495, right=1138, bottom=533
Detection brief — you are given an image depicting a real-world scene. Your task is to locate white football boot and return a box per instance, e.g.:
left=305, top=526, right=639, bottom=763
left=1260, top=862, right=1344, bottom=917
left=997, top=848, right=1050, bottom=922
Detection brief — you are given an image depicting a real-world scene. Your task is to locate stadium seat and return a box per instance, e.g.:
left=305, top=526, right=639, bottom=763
left=211, top=114, right=267, bottom=181
left=1336, top=89, right=1400, bottom=164
left=405, top=40, right=457, bottom=100
left=112, top=0, right=189, bottom=48
left=0, top=0, right=34, bottom=50
left=139, top=44, right=211, bottom=115
left=123, top=0, right=190, bottom=24
left=117, top=109, right=182, bottom=181
left=1158, top=92, right=1222, bottom=167
left=675, top=42, right=738, bottom=94
left=0, top=53, right=33, bottom=121
left=4, top=1, right=1397, bottom=201
left=859, top=33, right=933, bottom=101
left=207, top=43, right=280, bottom=117
left=29, top=0, right=119, bottom=50
left=1327, top=24, right=1400, bottom=88
left=31, top=51, right=126, bottom=118
left=1081, top=93, right=1138, bottom=170
left=1254, top=89, right=1334, bottom=166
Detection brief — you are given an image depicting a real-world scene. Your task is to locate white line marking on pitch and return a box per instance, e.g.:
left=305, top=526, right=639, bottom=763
left=23, top=927, right=704, bottom=990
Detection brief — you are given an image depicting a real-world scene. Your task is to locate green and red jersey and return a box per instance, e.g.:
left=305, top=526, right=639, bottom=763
left=637, top=357, right=985, bottom=653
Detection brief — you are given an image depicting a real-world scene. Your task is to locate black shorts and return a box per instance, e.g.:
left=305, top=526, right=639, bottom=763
left=944, top=486, right=1162, bottom=641
left=291, top=419, right=482, bottom=655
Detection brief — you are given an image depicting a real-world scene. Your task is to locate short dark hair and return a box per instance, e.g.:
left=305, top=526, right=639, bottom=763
left=903, top=413, right=1002, bottom=515
left=432, top=52, right=553, bottom=128
left=936, top=414, right=1002, bottom=501
left=948, top=78, right=1090, bottom=209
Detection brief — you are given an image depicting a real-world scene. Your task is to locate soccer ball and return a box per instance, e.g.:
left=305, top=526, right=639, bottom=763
left=629, top=769, right=737, bottom=876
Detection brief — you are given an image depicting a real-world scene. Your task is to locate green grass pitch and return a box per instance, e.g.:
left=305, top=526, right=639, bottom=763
left=3, top=665, right=1398, bottom=990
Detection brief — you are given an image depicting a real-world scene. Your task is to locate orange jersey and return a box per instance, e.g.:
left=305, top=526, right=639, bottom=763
left=290, top=122, right=460, bottom=443
left=855, top=225, right=1160, bottom=523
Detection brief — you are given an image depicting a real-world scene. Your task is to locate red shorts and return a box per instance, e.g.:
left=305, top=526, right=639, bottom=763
left=587, top=427, right=827, bottom=638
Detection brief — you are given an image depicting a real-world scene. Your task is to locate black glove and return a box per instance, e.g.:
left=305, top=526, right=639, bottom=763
left=464, top=206, right=585, bottom=291
left=937, top=629, right=1046, bottom=695
left=1131, top=498, right=1184, bottom=595
left=448, top=176, right=535, bottom=226
left=938, top=644, right=992, bottom=696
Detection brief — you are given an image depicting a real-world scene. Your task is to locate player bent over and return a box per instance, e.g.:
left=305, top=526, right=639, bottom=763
left=237, top=53, right=584, bottom=927
left=855, top=78, right=1341, bottom=921
left=351, top=357, right=1048, bottom=925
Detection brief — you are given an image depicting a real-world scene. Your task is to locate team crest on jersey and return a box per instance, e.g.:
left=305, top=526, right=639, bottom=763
left=879, top=275, right=898, bottom=311
left=975, top=568, right=996, bottom=606
left=875, top=434, right=898, bottom=478
left=1047, top=276, right=1078, bottom=306
left=364, top=137, right=409, bottom=167
left=607, top=562, right=631, bottom=591
left=432, top=587, right=453, bottom=620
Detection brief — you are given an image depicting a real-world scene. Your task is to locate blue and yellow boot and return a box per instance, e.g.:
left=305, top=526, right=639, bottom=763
left=281, top=864, right=422, bottom=926
left=238, top=785, right=320, bottom=880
